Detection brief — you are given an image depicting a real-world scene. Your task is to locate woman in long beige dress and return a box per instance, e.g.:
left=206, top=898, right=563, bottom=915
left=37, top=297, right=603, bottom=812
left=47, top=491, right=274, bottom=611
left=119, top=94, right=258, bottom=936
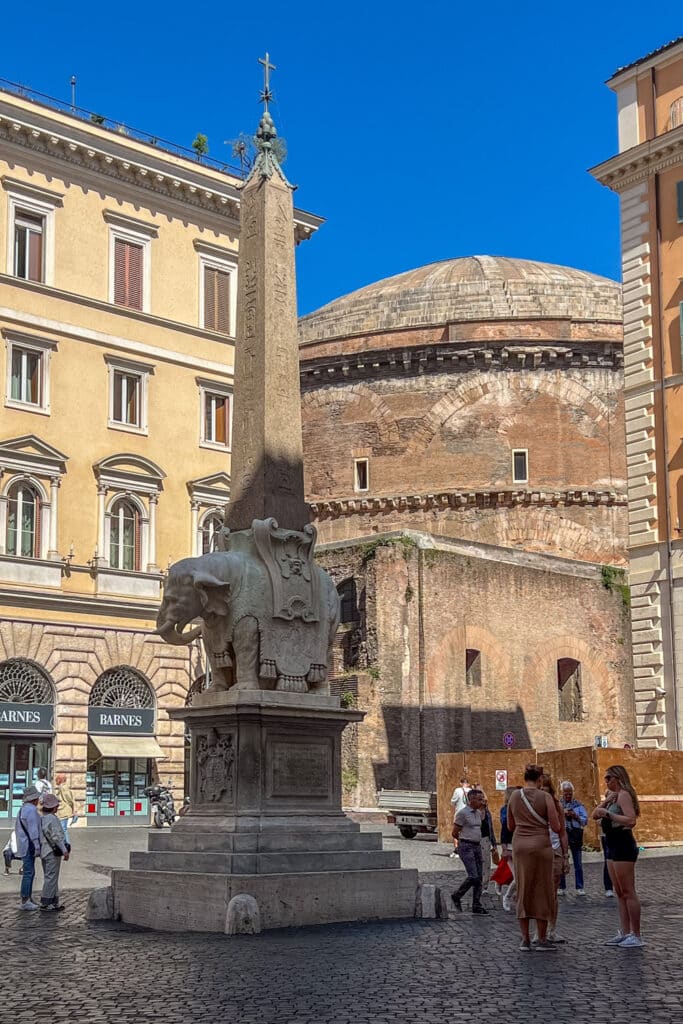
left=506, top=764, right=562, bottom=951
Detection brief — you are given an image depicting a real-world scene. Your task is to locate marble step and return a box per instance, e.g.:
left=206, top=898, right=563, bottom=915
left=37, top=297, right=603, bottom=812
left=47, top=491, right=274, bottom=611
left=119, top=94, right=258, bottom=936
left=148, top=829, right=384, bottom=855
left=129, top=848, right=400, bottom=875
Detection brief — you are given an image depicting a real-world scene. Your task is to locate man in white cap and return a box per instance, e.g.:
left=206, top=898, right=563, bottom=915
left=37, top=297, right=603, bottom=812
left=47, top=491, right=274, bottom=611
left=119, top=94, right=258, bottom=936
left=15, top=785, right=41, bottom=910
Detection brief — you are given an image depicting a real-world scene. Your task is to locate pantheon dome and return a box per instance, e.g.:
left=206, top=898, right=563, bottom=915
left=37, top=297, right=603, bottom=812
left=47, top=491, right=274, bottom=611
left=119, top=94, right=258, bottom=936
left=299, top=255, right=627, bottom=565
left=299, top=255, right=622, bottom=345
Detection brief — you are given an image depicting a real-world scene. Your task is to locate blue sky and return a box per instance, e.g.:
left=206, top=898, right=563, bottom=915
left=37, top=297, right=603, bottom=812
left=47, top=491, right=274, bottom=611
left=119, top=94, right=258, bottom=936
left=2, top=2, right=681, bottom=314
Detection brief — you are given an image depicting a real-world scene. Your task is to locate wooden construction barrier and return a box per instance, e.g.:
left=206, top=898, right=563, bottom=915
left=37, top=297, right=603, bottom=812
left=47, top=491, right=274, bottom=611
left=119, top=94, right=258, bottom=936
left=436, top=746, right=683, bottom=847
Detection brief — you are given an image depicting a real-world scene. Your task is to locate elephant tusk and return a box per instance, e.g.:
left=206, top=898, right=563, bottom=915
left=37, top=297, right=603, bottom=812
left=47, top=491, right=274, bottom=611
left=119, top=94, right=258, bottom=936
left=155, top=621, right=203, bottom=646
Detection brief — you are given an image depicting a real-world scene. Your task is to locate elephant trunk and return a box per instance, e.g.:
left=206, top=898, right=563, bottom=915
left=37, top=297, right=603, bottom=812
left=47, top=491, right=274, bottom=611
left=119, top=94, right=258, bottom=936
left=155, top=620, right=203, bottom=646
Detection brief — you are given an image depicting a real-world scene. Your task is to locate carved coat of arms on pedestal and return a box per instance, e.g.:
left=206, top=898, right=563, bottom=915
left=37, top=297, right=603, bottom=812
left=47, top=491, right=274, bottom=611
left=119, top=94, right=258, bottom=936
left=196, top=728, right=235, bottom=804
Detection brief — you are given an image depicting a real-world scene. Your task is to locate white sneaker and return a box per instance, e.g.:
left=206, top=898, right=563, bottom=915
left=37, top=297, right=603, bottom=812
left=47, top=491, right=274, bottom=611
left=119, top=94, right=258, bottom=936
left=494, top=883, right=502, bottom=895
left=19, top=900, right=39, bottom=911
left=448, top=852, right=458, bottom=858
left=605, top=890, right=615, bottom=898
left=604, top=931, right=625, bottom=945
left=502, top=896, right=513, bottom=912
left=618, top=934, right=644, bottom=948
left=576, top=889, right=586, bottom=896
left=557, top=889, right=565, bottom=896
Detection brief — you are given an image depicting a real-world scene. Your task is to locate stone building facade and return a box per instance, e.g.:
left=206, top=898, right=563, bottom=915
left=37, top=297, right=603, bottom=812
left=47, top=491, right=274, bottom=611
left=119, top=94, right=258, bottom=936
left=299, top=256, right=634, bottom=803
left=591, top=37, right=683, bottom=750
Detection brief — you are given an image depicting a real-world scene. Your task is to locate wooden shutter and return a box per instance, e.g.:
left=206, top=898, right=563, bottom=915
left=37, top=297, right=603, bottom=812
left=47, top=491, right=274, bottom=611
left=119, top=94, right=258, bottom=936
left=215, top=397, right=228, bottom=445
left=114, top=238, right=143, bottom=310
left=28, top=351, right=41, bottom=405
left=134, top=505, right=141, bottom=571
left=28, top=227, right=43, bottom=283
left=204, top=267, right=231, bottom=334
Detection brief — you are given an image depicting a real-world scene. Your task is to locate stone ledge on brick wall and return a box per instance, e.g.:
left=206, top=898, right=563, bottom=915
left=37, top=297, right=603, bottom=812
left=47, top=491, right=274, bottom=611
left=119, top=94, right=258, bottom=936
left=311, top=488, right=627, bottom=518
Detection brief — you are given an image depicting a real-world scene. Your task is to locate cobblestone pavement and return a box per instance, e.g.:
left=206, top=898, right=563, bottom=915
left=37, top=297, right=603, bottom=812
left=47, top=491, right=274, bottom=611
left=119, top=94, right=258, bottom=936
left=4, top=849, right=683, bottom=1024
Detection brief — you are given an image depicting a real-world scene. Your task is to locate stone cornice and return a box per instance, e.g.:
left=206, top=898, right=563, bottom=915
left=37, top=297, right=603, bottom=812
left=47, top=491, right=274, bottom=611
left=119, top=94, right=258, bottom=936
left=300, top=341, right=623, bottom=385
left=0, top=582, right=159, bottom=619
left=590, top=124, right=683, bottom=191
left=0, top=108, right=321, bottom=242
left=310, top=488, right=627, bottom=519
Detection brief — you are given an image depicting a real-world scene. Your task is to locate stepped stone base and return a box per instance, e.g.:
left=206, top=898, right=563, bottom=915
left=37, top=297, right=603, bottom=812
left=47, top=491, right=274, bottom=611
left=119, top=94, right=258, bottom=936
left=111, top=690, right=419, bottom=933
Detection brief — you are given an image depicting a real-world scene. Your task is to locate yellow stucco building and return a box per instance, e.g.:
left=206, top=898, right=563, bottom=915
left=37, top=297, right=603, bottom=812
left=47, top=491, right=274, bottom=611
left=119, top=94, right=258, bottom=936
left=592, top=38, right=683, bottom=749
left=0, top=82, right=320, bottom=823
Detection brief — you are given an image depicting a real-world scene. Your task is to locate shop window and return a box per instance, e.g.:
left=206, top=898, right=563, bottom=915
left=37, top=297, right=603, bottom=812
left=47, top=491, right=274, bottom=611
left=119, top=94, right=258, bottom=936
left=6, top=481, right=41, bottom=558
left=354, top=458, right=369, bottom=492
left=109, top=498, right=141, bottom=571
left=512, top=449, right=528, bottom=484
left=200, top=511, right=223, bottom=554
left=338, top=578, right=360, bottom=624
left=466, top=649, right=481, bottom=687
left=13, top=211, right=44, bottom=282
left=90, top=666, right=154, bottom=709
left=558, top=658, right=582, bottom=722
left=0, top=657, right=54, bottom=704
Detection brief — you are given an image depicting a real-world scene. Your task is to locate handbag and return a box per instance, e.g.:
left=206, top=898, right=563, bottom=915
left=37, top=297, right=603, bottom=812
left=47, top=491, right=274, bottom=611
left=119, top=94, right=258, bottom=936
left=491, top=846, right=501, bottom=865
left=519, top=788, right=549, bottom=826
left=490, top=858, right=513, bottom=886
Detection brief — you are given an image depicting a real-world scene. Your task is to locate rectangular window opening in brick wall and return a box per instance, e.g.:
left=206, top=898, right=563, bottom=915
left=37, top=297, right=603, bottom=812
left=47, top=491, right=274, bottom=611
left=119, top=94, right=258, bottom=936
left=558, top=658, right=582, bottom=722
left=512, top=449, right=528, bottom=484
left=354, top=458, right=369, bottom=492
left=465, top=649, right=482, bottom=687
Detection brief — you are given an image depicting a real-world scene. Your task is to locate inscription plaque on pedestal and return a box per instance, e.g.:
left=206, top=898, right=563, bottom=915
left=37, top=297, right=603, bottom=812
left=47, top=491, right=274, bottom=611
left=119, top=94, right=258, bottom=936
left=268, top=739, right=331, bottom=798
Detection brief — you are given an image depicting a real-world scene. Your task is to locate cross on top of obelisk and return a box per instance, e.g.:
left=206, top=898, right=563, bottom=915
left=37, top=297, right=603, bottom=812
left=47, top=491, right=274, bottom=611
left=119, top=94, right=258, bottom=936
left=258, top=52, right=276, bottom=111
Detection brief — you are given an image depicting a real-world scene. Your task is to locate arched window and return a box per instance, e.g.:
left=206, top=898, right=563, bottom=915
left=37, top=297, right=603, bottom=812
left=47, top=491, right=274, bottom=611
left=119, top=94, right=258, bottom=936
left=337, top=578, right=360, bottom=624
left=0, top=658, right=54, bottom=704
left=670, top=97, right=683, bottom=130
left=558, top=658, right=582, bottom=722
left=6, top=480, right=40, bottom=558
left=200, top=512, right=223, bottom=554
left=110, top=498, right=140, bottom=571
left=90, top=666, right=154, bottom=709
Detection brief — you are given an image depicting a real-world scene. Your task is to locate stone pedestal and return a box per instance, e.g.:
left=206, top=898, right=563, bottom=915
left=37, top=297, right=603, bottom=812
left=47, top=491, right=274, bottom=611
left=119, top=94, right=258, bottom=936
left=111, top=691, right=419, bottom=933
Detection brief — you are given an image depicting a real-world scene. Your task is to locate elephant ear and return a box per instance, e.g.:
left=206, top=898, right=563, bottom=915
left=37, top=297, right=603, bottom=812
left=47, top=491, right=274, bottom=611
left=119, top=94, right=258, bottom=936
left=193, top=572, right=230, bottom=616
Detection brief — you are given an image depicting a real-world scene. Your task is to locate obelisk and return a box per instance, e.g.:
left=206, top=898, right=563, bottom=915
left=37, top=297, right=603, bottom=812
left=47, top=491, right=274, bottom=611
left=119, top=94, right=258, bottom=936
left=226, top=56, right=309, bottom=532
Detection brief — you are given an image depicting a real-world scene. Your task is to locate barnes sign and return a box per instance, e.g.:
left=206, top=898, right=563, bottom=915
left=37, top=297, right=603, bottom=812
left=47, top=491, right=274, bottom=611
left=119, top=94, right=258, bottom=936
left=88, top=706, right=155, bottom=735
left=0, top=702, right=54, bottom=733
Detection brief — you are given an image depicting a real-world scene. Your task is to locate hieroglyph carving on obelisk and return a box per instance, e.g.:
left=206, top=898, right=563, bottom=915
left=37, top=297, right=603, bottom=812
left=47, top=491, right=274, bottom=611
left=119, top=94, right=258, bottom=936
left=155, top=54, right=339, bottom=694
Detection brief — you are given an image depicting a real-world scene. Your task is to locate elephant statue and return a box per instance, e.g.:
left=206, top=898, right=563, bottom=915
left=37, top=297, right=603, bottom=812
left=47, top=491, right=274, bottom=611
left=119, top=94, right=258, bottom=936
left=155, top=546, right=340, bottom=694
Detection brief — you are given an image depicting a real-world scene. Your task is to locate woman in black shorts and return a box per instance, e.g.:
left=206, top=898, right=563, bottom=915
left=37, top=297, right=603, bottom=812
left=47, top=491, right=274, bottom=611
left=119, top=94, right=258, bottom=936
left=592, top=765, right=642, bottom=947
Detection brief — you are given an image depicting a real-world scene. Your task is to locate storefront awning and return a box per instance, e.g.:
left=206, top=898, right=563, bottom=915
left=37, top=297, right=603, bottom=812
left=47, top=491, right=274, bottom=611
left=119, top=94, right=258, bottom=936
left=90, top=735, right=167, bottom=759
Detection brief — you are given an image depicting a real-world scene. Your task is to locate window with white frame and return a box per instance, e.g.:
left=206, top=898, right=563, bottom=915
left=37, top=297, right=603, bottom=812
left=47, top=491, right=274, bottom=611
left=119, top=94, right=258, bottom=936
left=197, top=378, right=232, bottom=450
left=4, top=333, right=55, bottom=414
left=6, top=480, right=41, bottom=558
left=106, top=356, right=153, bottom=434
left=512, top=449, right=528, bottom=484
left=200, top=511, right=223, bottom=554
left=195, top=241, right=237, bottom=337
left=3, top=178, right=61, bottom=286
left=14, top=211, right=45, bottom=282
left=109, top=497, right=141, bottom=571
left=105, top=212, right=156, bottom=314
left=354, top=458, right=369, bottom=492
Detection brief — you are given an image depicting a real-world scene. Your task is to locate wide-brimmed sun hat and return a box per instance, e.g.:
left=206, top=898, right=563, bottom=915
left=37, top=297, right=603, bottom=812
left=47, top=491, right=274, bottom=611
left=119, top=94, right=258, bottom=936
left=22, top=785, right=40, bottom=803
left=41, top=793, right=60, bottom=811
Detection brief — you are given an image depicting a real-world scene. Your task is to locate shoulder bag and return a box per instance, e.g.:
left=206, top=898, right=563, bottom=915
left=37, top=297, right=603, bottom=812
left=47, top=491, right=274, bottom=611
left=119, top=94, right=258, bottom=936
left=519, top=788, right=549, bottom=826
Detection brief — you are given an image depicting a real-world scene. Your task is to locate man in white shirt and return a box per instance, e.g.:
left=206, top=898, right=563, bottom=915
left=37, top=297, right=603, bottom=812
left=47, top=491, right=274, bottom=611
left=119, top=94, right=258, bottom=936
left=34, top=767, right=52, bottom=795
left=449, top=775, right=470, bottom=858
left=451, top=789, right=489, bottom=915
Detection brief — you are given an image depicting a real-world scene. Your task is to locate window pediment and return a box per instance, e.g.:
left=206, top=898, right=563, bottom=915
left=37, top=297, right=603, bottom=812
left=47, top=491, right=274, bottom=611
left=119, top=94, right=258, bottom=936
left=0, top=434, right=68, bottom=476
left=94, top=453, right=165, bottom=493
left=187, top=472, right=230, bottom=505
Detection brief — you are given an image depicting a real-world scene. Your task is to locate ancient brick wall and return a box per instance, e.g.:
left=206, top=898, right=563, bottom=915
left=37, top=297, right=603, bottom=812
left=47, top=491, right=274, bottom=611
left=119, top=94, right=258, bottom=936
left=318, top=534, right=634, bottom=807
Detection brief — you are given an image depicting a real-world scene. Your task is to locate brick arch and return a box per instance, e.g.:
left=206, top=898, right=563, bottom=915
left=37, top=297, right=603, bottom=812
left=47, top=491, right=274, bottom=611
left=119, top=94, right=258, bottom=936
left=425, top=623, right=512, bottom=704
left=302, top=384, right=400, bottom=447
left=490, top=508, right=619, bottom=564
left=407, top=373, right=611, bottom=454
left=526, top=636, right=614, bottom=720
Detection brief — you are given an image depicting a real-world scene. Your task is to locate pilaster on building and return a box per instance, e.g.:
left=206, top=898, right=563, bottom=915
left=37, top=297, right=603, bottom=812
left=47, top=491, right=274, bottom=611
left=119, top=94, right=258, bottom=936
left=591, top=36, right=683, bottom=749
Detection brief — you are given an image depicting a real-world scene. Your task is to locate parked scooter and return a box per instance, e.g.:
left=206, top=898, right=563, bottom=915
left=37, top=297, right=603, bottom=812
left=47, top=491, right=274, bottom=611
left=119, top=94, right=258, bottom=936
left=144, top=781, right=176, bottom=828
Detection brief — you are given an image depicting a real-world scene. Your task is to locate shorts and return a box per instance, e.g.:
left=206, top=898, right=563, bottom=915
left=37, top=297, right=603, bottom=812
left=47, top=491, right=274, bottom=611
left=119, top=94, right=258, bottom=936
left=604, top=830, right=639, bottom=863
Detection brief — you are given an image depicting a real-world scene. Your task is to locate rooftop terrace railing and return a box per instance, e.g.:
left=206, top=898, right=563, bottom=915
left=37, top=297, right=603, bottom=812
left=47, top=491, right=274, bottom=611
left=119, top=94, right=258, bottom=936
left=0, top=76, right=246, bottom=179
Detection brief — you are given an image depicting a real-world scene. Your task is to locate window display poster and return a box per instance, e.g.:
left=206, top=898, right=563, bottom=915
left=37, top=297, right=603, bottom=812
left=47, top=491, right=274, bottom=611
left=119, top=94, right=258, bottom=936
left=0, top=774, right=9, bottom=786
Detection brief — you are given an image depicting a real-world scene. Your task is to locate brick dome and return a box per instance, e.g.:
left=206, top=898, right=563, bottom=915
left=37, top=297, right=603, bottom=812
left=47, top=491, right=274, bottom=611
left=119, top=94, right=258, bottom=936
left=299, top=255, right=621, bottom=343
